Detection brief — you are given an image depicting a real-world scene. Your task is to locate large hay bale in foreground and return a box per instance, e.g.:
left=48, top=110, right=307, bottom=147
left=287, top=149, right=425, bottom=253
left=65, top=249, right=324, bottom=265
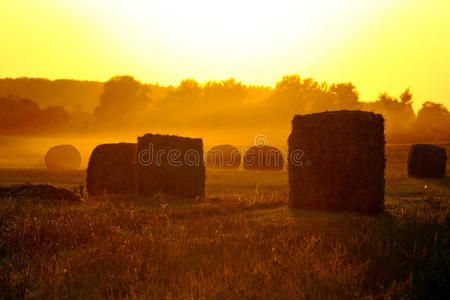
left=86, top=143, right=137, bottom=196
left=408, top=144, right=447, bottom=178
left=206, top=144, right=241, bottom=169
left=243, top=145, right=284, bottom=171
left=45, top=145, right=81, bottom=170
left=288, top=110, right=385, bottom=214
left=137, top=134, right=205, bottom=198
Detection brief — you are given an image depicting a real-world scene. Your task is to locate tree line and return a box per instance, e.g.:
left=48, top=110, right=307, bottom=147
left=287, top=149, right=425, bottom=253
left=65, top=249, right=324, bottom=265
left=0, top=75, right=449, bottom=143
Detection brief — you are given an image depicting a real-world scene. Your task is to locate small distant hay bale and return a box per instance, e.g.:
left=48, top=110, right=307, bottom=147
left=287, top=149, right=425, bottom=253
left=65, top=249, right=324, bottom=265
left=206, top=144, right=241, bottom=169
left=137, top=134, right=205, bottom=198
left=288, top=110, right=385, bottom=214
left=0, top=184, right=80, bottom=203
left=243, top=145, right=284, bottom=171
left=45, top=145, right=81, bottom=170
left=408, top=144, right=447, bottom=178
left=86, top=143, right=137, bottom=196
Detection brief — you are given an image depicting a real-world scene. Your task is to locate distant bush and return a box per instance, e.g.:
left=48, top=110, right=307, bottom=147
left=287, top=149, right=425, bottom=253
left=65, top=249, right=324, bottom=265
left=0, top=96, right=69, bottom=135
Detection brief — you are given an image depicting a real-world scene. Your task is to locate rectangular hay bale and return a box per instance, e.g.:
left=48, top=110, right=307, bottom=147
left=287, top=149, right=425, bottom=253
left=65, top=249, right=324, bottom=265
left=86, top=143, right=137, bottom=196
left=288, top=110, right=385, bottom=214
left=137, top=134, right=205, bottom=198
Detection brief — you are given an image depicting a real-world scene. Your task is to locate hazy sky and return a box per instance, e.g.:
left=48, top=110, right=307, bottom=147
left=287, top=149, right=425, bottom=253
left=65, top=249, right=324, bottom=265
left=1, top=0, right=449, bottom=110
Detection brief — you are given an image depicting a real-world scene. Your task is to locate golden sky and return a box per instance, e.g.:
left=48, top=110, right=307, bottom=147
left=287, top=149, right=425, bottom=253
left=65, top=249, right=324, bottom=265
left=1, top=0, right=449, bottom=110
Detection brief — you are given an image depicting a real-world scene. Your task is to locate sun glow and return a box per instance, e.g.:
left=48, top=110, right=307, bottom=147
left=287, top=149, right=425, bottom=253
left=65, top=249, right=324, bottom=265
left=2, top=0, right=450, bottom=107
left=57, top=0, right=392, bottom=83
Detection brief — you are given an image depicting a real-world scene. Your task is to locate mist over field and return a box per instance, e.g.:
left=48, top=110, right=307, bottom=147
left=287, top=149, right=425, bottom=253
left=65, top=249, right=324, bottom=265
left=1, top=76, right=450, bottom=147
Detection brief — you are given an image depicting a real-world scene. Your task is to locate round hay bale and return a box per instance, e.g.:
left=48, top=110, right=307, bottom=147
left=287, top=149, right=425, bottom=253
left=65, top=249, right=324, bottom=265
left=206, top=144, right=241, bottom=169
left=86, top=143, right=137, bottom=196
left=243, top=145, right=284, bottom=171
left=45, top=145, right=81, bottom=170
left=408, top=144, right=447, bottom=178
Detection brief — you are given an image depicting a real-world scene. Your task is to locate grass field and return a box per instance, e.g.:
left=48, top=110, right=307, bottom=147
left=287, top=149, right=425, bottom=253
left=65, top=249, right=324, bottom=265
left=1, top=144, right=449, bottom=299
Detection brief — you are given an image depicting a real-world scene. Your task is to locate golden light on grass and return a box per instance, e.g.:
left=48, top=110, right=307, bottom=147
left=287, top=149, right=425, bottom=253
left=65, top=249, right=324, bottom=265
left=1, top=1, right=450, bottom=298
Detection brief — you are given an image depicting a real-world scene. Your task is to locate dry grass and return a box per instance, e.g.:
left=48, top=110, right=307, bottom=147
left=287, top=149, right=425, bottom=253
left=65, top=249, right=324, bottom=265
left=1, top=144, right=449, bottom=299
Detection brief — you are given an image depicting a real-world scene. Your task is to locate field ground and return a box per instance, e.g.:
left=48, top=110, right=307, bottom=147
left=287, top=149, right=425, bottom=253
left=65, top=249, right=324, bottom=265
left=1, top=144, right=449, bottom=298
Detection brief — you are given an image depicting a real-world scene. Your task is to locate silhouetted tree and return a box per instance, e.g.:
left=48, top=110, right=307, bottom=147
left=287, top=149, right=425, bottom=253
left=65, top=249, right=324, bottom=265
left=327, top=83, right=360, bottom=110
left=2, top=74, right=450, bottom=143
left=266, top=76, right=360, bottom=120
left=0, top=77, right=103, bottom=112
left=203, top=78, right=247, bottom=107
left=94, top=76, right=151, bottom=128
left=0, top=96, right=69, bottom=135
left=40, top=106, right=69, bottom=133
left=268, top=75, right=316, bottom=115
left=414, top=101, right=450, bottom=141
left=400, top=88, right=413, bottom=103
left=68, top=105, right=94, bottom=133
left=364, top=89, right=416, bottom=137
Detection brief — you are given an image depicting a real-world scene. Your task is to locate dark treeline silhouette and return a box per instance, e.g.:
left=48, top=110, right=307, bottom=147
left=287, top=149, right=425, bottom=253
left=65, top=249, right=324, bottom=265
left=0, top=96, right=69, bottom=135
left=0, top=78, right=103, bottom=111
left=0, top=95, right=91, bottom=136
left=0, top=75, right=449, bottom=142
left=93, top=76, right=151, bottom=128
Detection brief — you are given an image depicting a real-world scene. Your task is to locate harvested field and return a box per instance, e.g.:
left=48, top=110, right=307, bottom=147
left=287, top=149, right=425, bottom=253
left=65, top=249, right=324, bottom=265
left=0, top=144, right=449, bottom=299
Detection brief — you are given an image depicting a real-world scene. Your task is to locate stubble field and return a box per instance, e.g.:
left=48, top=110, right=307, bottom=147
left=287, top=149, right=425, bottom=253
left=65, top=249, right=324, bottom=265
left=0, top=144, right=449, bottom=299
